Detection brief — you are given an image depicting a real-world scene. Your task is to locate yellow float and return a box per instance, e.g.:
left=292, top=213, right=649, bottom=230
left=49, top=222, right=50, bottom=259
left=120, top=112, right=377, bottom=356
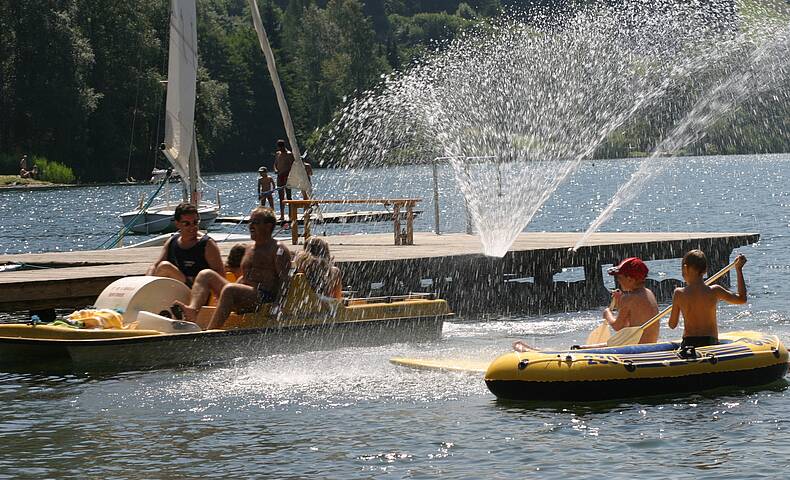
left=484, top=331, right=789, bottom=401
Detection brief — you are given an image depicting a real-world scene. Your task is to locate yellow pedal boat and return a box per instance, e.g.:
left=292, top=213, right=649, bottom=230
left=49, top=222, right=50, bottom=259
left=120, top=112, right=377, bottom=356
left=485, top=331, right=789, bottom=401
left=0, top=275, right=452, bottom=373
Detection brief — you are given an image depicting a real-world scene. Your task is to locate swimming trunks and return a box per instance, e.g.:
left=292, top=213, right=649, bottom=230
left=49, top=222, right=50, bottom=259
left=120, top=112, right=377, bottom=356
left=681, top=336, right=718, bottom=348
left=276, top=172, right=289, bottom=187
left=256, top=285, right=276, bottom=304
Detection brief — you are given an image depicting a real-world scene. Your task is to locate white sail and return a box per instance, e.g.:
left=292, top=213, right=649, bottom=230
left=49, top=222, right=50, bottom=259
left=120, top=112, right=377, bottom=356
left=248, top=0, right=312, bottom=195
left=162, top=0, right=199, bottom=201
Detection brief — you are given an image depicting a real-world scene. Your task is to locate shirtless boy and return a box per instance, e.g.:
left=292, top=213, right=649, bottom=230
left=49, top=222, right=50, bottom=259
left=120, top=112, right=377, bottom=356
left=257, top=166, right=275, bottom=209
left=602, top=257, right=660, bottom=344
left=513, top=257, right=659, bottom=352
left=668, top=250, right=747, bottom=348
left=175, top=207, right=292, bottom=330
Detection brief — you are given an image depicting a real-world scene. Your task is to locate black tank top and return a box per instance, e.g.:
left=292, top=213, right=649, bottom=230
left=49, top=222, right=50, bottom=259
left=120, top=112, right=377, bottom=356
left=167, top=233, right=210, bottom=286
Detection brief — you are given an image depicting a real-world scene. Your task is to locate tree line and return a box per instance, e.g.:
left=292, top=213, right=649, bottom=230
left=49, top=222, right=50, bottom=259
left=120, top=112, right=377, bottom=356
left=1, top=1, right=788, bottom=182
left=0, top=0, right=501, bottom=181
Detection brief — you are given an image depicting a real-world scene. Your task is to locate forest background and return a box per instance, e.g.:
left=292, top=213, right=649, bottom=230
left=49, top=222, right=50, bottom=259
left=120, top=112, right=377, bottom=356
left=1, top=0, right=789, bottom=182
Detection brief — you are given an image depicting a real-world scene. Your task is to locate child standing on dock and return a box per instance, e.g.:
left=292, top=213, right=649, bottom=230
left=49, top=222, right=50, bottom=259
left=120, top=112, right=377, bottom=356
left=668, top=250, right=747, bottom=348
left=257, top=166, right=275, bottom=209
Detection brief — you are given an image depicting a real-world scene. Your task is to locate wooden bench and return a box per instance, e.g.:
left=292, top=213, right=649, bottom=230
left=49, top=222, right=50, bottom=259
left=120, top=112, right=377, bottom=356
left=284, top=199, right=421, bottom=246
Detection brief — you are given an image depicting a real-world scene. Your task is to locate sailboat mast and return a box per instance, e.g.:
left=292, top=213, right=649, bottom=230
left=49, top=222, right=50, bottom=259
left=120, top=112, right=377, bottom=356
left=248, top=0, right=311, bottom=196
left=188, top=131, right=200, bottom=203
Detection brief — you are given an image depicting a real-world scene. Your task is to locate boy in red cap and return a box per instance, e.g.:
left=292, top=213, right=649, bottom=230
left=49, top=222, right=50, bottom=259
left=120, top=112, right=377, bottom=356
left=667, top=250, right=747, bottom=348
left=513, top=256, right=660, bottom=352
left=604, top=257, right=660, bottom=344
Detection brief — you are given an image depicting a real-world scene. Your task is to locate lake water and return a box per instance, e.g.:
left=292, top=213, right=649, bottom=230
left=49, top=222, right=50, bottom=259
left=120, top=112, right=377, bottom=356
left=1, top=154, right=789, bottom=477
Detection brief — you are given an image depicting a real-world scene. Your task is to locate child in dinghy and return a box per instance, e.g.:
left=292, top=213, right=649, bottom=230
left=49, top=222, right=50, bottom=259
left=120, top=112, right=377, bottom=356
left=668, top=250, right=747, bottom=348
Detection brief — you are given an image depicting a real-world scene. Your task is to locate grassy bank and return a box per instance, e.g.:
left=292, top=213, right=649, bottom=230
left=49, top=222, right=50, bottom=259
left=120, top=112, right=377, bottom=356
left=0, top=175, right=52, bottom=187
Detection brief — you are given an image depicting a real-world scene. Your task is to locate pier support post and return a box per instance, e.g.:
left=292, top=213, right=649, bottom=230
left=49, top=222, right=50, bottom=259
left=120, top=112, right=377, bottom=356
left=533, top=263, right=556, bottom=286
left=583, top=260, right=610, bottom=304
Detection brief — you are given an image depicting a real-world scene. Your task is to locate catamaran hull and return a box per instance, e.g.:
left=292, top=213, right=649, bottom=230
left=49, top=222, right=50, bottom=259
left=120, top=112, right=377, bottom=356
left=0, top=315, right=445, bottom=373
left=119, top=203, right=218, bottom=234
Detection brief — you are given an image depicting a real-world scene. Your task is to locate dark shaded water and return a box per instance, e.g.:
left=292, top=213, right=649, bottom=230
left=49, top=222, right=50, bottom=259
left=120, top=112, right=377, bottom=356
left=1, top=154, right=789, bottom=477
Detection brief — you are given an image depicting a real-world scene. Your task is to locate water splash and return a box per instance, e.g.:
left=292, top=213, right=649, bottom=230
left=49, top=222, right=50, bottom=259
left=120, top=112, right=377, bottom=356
left=318, top=1, right=778, bottom=256
left=572, top=19, right=790, bottom=251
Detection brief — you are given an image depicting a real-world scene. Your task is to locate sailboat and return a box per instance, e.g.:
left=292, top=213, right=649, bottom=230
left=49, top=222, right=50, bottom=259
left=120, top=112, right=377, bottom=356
left=119, top=0, right=219, bottom=234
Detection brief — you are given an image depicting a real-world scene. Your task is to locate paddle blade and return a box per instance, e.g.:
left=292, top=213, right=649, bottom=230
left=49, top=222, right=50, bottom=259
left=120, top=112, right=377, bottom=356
left=606, top=326, right=643, bottom=346
left=389, top=357, right=489, bottom=374
left=585, top=320, right=611, bottom=344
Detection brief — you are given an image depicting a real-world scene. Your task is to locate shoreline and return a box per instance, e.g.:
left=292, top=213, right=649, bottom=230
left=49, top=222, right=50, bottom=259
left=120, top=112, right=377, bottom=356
left=0, top=180, right=144, bottom=192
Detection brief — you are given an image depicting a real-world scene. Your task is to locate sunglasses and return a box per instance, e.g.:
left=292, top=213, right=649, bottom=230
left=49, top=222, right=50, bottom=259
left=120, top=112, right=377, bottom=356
left=178, top=219, right=200, bottom=227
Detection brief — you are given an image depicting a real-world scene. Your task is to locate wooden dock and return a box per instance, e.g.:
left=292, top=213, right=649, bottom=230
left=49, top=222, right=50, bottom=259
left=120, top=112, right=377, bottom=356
left=0, top=231, right=759, bottom=315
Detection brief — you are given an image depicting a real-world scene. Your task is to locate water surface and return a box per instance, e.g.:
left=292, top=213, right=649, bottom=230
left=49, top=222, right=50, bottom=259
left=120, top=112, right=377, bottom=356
left=1, top=154, right=789, bottom=477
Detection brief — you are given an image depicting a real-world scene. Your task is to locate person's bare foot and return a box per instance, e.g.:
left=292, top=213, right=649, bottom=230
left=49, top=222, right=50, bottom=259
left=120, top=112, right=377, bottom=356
left=173, top=301, right=198, bottom=323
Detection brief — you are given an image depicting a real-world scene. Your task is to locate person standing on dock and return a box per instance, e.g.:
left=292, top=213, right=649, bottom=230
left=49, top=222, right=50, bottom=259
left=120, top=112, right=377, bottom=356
left=147, top=203, right=224, bottom=287
left=274, top=139, right=294, bottom=222
left=257, top=166, right=275, bottom=209
left=175, top=207, right=292, bottom=329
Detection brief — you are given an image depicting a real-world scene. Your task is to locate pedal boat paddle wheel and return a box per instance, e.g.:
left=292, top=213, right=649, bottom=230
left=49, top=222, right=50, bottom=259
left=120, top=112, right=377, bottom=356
left=0, top=275, right=451, bottom=373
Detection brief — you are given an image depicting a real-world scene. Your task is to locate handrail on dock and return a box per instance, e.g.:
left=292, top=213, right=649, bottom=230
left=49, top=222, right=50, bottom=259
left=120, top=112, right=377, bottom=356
left=284, top=198, right=421, bottom=246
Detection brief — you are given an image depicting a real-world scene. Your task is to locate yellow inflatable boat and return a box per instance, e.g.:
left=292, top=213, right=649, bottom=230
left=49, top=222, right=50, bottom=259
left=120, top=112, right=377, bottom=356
left=0, top=275, right=452, bottom=372
left=485, top=331, right=789, bottom=401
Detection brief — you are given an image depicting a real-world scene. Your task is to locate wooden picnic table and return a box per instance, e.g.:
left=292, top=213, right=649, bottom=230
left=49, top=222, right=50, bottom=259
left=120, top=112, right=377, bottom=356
left=284, top=199, right=421, bottom=245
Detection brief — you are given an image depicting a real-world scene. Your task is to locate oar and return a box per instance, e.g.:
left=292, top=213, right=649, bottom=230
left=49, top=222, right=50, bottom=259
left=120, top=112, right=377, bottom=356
left=585, top=296, right=617, bottom=344
left=606, top=259, right=738, bottom=346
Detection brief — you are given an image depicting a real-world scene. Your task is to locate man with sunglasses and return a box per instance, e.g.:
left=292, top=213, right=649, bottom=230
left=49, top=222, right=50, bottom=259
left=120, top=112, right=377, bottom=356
left=175, top=206, right=292, bottom=329
left=147, top=203, right=224, bottom=287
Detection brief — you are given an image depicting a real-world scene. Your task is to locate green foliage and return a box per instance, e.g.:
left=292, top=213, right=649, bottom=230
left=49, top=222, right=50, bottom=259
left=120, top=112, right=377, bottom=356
left=0, top=152, right=74, bottom=183
left=31, top=156, right=76, bottom=184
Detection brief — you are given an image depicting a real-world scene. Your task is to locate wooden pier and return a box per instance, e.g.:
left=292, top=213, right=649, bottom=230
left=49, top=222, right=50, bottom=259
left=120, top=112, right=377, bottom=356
left=0, top=231, right=759, bottom=315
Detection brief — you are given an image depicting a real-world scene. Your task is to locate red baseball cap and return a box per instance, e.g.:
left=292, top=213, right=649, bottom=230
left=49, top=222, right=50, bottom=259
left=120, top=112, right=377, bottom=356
left=608, top=257, right=648, bottom=280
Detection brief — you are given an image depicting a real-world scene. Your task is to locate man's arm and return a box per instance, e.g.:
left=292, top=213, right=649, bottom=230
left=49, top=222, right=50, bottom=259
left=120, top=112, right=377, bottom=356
left=146, top=239, right=171, bottom=275
left=668, top=289, right=682, bottom=329
left=204, top=239, right=225, bottom=275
